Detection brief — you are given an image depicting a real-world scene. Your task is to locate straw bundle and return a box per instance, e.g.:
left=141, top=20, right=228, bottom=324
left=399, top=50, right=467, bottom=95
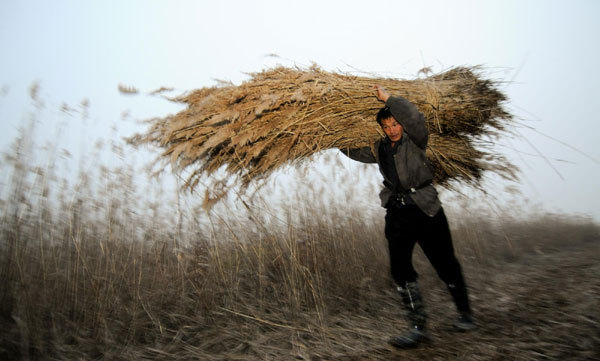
left=131, top=65, right=515, bottom=200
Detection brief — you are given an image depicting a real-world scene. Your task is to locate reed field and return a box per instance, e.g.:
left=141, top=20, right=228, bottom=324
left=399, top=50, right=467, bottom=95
left=1, top=85, right=599, bottom=361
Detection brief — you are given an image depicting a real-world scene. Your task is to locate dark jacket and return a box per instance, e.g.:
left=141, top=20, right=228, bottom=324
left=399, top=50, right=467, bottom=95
left=342, top=96, right=441, bottom=217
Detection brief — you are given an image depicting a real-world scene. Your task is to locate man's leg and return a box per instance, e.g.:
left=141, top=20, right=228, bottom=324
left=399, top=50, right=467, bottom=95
left=385, top=206, right=418, bottom=285
left=417, top=208, right=475, bottom=331
left=385, top=206, right=429, bottom=348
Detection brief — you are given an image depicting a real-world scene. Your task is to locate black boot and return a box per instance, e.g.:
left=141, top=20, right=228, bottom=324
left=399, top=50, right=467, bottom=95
left=389, top=281, right=429, bottom=348
left=447, top=281, right=476, bottom=331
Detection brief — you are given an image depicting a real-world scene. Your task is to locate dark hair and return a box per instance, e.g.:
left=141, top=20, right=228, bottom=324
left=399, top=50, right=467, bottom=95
left=376, top=106, right=394, bottom=125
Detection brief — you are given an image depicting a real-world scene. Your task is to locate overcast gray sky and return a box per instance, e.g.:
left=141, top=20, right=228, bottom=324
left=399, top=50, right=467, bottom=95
left=1, top=0, right=599, bottom=220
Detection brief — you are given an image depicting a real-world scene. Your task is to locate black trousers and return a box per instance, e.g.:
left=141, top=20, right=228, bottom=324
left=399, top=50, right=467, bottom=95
left=384, top=204, right=466, bottom=287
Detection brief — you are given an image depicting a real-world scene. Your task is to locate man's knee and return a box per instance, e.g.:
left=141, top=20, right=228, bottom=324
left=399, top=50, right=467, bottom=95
left=435, top=257, right=464, bottom=285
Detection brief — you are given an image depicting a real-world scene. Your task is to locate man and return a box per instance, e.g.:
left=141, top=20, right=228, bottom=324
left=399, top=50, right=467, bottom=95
left=342, top=86, right=475, bottom=348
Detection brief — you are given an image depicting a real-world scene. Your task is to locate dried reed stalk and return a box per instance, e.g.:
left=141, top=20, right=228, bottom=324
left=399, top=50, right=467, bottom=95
left=130, top=65, right=515, bottom=201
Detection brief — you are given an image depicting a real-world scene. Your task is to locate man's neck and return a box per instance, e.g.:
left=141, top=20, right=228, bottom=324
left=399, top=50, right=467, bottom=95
left=387, top=136, right=401, bottom=148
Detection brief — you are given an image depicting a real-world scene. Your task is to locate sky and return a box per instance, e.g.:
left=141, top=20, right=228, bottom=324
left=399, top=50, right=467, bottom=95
left=0, top=0, right=599, bottom=220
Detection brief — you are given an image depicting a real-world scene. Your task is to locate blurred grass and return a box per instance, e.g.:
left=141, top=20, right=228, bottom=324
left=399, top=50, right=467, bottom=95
left=0, top=96, right=598, bottom=360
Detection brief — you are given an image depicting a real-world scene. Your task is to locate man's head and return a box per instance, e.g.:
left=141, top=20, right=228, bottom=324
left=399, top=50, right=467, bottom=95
left=376, top=106, right=403, bottom=143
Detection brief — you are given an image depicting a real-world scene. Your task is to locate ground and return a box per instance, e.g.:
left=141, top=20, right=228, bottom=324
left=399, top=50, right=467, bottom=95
left=307, top=244, right=600, bottom=361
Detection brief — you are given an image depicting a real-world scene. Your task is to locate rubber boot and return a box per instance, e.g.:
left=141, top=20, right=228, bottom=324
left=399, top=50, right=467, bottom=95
left=388, top=281, right=429, bottom=348
left=447, top=281, right=476, bottom=331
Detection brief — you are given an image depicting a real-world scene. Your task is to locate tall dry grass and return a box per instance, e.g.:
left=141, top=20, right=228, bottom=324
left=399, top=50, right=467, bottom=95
left=0, top=108, right=391, bottom=359
left=1, top=92, right=598, bottom=360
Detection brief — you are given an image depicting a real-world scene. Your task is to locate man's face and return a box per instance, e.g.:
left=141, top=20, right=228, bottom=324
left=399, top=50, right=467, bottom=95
left=381, top=117, right=403, bottom=143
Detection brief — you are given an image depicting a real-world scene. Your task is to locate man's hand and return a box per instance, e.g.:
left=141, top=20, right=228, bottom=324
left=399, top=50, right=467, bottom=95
left=374, top=85, right=390, bottom=103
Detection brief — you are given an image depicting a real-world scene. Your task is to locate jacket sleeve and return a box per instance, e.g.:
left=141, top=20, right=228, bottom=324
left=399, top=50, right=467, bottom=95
left=386, top=96, right=428, bottom=149
left=339, top=147, right=377, bottom=164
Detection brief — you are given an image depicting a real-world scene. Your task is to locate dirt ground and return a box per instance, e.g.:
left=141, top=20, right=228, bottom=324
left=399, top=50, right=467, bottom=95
left=145, top=238, right=598, bottom=361
left=307, top=243, right=600, bottom=361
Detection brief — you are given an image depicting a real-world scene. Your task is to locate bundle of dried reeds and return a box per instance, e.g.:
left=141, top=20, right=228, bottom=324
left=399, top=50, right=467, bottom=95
left=130, top=65, right=515, bottom=200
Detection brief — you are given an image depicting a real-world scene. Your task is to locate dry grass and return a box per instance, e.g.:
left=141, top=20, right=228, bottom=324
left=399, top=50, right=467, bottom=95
left=1, top=165, right=598, bottom=361
left=1, top=85, right=598, bottom=361
left=130, top=65, right=516, bottom=205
